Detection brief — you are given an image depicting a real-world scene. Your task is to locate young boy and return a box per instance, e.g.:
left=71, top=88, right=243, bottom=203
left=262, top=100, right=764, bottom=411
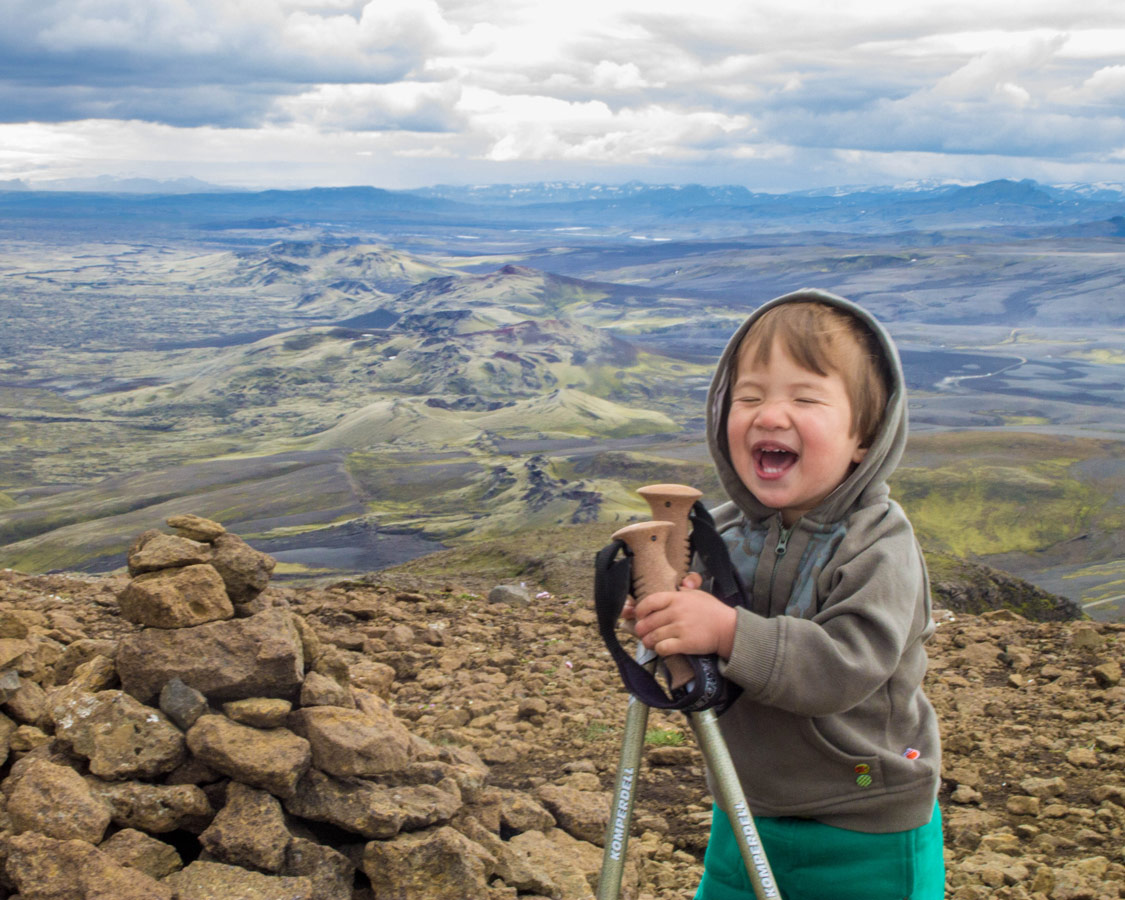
left=631, top=289, right=944, bottom=900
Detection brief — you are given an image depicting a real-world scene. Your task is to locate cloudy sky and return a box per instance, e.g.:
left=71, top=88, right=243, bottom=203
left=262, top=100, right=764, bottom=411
left=3, top=0, right=1125, bottom=191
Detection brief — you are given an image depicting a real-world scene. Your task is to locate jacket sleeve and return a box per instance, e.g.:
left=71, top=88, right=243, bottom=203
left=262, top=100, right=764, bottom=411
left=718, top=504, right=930, bottom=717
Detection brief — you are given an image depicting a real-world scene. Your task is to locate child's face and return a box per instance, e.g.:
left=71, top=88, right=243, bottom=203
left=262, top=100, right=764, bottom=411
left=727, top=337, right=868, bottom=525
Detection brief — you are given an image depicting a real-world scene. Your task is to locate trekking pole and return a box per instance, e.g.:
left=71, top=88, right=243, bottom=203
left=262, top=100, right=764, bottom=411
left=594, top=487, right=704, bottom=899
left=637, top=486, right=780, bottom=900
left=596, top=519, right=679, bottom=900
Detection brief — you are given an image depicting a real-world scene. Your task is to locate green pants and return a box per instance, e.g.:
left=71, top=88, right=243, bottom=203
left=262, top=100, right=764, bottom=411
left=695, top=802, right=945, bottom=900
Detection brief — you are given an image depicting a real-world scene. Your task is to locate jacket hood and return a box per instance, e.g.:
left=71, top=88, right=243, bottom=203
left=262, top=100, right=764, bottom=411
left=706, top=288, right=908, bottom=524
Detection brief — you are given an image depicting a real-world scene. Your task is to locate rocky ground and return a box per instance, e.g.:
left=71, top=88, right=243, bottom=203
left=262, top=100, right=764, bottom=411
left=0, top=518, right=1122, bottom=900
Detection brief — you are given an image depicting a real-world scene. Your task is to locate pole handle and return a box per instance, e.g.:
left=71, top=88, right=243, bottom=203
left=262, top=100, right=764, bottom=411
left=611, top=521, right=695, bottom=689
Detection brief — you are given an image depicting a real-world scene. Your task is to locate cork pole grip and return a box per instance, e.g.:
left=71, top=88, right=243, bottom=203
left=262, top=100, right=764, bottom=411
left=636, top=484, right=702, bottom=581
left=610, top=521, right=696, bottom=688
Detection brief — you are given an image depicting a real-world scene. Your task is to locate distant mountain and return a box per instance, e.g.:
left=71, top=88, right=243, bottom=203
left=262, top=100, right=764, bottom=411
left=32, top=175, right=237, bottom=194
left=412, top=180, right=761, bottom=206
left=4, top=178, right=1125, bottom=241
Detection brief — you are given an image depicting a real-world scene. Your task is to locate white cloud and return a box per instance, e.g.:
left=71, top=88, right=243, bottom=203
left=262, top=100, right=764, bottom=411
left=276, top=82, right=465, bottom=131
left=591, top=61, right=650, bottom=91
left=1053, top=65, right=1125, bottom=105
left=930, top=34, right=1067, bottom=101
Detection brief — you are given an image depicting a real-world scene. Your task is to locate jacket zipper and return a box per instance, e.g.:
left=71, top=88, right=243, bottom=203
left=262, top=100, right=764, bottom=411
left=767, top=520, right=792, bottom=607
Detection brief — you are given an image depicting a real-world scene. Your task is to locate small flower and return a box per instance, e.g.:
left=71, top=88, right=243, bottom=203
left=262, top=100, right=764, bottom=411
left=565, top=660, right=573, bottom=669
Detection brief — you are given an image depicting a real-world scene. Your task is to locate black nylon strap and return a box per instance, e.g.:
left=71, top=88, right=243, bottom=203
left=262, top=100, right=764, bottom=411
left=687, top=501, right=747, bottom=607
left=593, top=537, right=736, bottom=714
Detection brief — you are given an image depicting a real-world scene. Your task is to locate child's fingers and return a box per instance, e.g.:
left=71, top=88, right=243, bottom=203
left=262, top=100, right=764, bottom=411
left=632, top=591, right=673, bottom=621
left=680, top=571, right=703, bottom=590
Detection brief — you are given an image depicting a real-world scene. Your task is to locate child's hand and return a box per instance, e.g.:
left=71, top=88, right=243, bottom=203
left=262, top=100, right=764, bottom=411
left=633, top=573, right=737, bottom=659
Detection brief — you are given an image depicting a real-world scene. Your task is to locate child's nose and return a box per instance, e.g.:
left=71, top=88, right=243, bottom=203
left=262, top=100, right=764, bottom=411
left=755, top=399, right=790, bottom=428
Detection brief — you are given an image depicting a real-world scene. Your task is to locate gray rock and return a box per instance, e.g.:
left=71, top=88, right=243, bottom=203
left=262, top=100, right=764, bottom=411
left=160, top=677, right=210, bottom=730
left=0, top=667, right=22, bottom=703
left=488, top=583, right=532, bottom=607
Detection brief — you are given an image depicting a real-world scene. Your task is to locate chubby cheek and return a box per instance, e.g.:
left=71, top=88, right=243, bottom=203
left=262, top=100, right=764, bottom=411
left=726, top=414, right=753, bottom=477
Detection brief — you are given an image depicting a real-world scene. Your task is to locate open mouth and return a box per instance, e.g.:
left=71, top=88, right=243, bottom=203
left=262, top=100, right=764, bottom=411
left=753, top=446, right=798, bottom=478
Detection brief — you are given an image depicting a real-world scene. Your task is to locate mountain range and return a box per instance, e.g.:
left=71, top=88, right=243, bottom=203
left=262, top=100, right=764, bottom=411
left=3, top=178, right=1125, bottom=242
left=0, top=178, right=1122, bottom=619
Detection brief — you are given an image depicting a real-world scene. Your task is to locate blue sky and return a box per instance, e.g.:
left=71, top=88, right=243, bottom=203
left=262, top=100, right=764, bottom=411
left=3, top=0, right=1125, bottom=191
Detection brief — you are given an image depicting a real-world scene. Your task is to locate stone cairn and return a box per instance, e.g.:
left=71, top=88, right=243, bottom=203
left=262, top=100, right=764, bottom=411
left=0, top=515, right=585, bottom=900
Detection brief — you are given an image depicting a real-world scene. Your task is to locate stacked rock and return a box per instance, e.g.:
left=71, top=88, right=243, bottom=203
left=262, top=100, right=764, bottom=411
left=0, top=516, right=564, bottom=900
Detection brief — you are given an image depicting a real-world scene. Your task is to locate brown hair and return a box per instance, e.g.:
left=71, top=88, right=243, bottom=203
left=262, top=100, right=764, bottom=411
left=734, top=302, right=890, bottom=447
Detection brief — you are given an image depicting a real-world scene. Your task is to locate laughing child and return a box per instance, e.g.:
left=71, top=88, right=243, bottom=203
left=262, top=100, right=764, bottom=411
left=631, top=289, right=944, bottom=900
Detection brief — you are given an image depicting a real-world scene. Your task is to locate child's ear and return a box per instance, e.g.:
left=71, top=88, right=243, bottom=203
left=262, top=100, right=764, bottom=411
left=852, top=445, right=869, bottom=464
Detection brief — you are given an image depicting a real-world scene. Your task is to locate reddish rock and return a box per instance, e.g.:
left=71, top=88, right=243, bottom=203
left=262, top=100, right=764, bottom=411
left=116, top=608, right=305, bottom=704
left=117, top=563, right=233, bottom=628
left=5, top=831, right=173, bottom=900
left=7, top=758, right=111, bottom=843
left=186, top=713, right=311, bottom=799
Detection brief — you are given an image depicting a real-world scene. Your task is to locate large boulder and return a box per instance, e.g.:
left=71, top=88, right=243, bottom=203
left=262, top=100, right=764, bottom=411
left=117, top=564, right=234, bottom=629
left=361, top=826, right=495, bottom=900
left=166, top=514, right=226, bottom=542
left=86, top=779, right=213, bottom=833
left=210, top=533, right=276, bottom=606
left=165, top=860, right=313, bottom=900
left=536, top=782, right=612, bottom=846
left=126, top=533, right=213, bottom=575
left=51, top=689, right=186, bottom=780
left=505, top=828, right=606, bottom=900
left=5, top=831, right=173, bottom=900
left=283, top=837, right=355, bottom=900
left=6, top=758, right=111, bottom=843
left=117, top=608, right=305, bottom=704
left=186, top=714, right=311, bottom=799
left=283, top=768, right=461, bottom=839
left=99, top=828, right=184, bottom=879
left=199, top=782, right=292, bottom=872
left=287, top=705, right=412, bottom=777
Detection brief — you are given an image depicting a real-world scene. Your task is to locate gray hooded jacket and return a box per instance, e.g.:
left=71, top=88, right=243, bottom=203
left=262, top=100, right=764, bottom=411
left=704, top=288, right=940, bottom=833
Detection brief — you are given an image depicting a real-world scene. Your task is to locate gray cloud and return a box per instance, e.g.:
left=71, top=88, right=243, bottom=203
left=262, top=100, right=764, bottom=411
left=0, top=0, right=447, bottom=126
left=4, top=1, right=1125, bottom=188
